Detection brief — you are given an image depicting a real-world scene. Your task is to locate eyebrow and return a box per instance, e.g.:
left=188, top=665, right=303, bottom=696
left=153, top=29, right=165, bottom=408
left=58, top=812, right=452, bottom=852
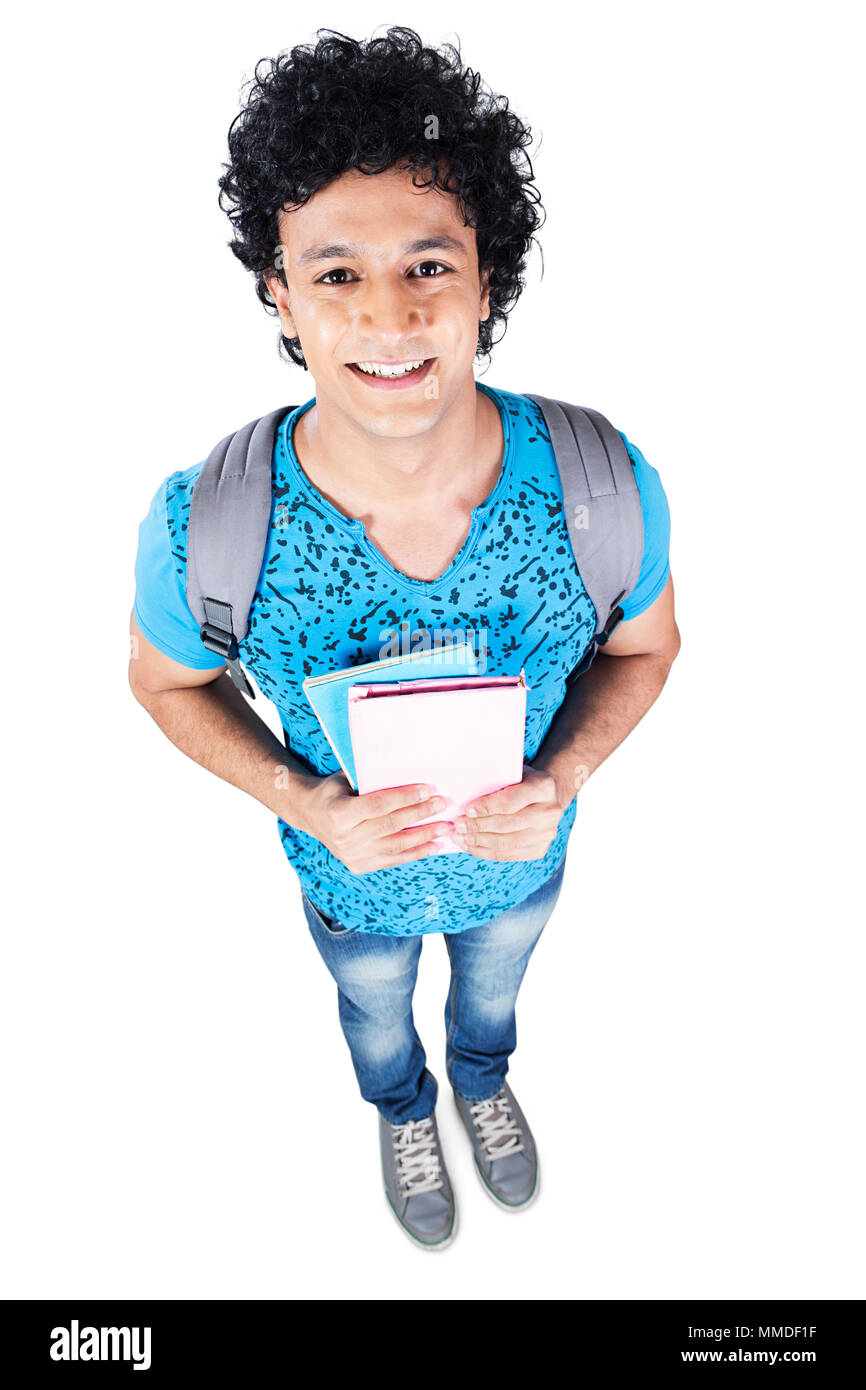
left=297, top=235, right=467, bottom=267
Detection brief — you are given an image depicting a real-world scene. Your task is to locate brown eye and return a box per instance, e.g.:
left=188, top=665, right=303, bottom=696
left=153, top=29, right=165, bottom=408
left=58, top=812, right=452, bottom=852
left=318, top=268, right=356, bottom=285
left=411, top=261, right=450, bottom=277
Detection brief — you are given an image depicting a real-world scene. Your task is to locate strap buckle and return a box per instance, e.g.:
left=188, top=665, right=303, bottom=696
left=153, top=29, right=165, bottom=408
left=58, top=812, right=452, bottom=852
left=199, top=606, right=255, bottom=699
left=566, top=592, right=627, bottom=687
left=200, top=621, right=239, bottom=661
left=596, top=590, right=626, bottom=647
left=596, top=603, right=624, bottom=647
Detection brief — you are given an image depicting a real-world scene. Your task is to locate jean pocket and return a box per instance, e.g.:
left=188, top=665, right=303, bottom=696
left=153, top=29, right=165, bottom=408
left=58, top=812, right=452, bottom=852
left=302, top=892, right=358, bottom=937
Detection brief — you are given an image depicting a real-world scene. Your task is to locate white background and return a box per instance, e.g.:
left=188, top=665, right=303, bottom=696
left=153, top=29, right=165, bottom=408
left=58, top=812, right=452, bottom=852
left=2, top=0, right=863, bottom=1299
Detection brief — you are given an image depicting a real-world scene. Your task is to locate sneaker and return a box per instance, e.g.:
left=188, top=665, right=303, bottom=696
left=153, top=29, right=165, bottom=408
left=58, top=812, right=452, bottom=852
left=452, top=1079, right=539, bottom=1210
left=379, top=1109, right=457, bottom=1250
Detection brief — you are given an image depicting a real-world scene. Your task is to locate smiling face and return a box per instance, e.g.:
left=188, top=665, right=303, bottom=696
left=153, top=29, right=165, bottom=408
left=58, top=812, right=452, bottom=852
left=265, top=163, right=491, bottom=438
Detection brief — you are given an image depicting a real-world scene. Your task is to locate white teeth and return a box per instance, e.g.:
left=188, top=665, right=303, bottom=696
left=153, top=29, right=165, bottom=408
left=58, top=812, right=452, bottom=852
left=354, top=359, right=425, bottom=378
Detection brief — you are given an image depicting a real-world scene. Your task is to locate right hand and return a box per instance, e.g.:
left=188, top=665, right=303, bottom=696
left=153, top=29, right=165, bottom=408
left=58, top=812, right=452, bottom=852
left=290, top=771, right=456, bottom=875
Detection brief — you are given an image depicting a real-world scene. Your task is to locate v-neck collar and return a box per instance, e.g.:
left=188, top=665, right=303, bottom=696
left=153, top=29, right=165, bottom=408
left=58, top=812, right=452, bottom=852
left=278, top=381, right=513, bottom=593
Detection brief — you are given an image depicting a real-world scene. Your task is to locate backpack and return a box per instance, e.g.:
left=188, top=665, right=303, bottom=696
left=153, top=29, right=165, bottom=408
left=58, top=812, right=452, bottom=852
left=185, top=394, right=644, bottom=699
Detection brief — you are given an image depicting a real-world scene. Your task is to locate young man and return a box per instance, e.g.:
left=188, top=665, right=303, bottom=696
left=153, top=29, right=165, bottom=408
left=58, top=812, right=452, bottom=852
left=129, top=28, right=680, bottom=1252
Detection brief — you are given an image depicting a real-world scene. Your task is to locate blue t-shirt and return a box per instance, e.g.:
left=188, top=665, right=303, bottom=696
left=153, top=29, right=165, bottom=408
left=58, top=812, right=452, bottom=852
left=133, top=383, right=670, bottom=936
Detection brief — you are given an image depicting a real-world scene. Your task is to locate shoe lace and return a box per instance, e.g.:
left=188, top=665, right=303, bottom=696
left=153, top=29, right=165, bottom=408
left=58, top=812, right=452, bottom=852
left=469, top=1089, right=525, bottom=1160
left=392, top=1117, right=443, bottom=1197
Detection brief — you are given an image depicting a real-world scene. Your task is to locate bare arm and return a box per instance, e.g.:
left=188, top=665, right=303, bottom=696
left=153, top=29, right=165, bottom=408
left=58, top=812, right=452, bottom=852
left=128, top=608, right=455, bottom=871
left=421, top=574, right=681, bottom=864
left=128, top=608, right=313, bottom=819
left=532, top=572, right=681, bottom=809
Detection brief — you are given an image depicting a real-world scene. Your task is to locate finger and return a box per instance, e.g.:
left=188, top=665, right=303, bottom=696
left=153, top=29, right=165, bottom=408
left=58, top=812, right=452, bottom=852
left=379, top=836, right=456, bottom=870
left=354, top=781, right=437, bottom=823
left=465, top=782, right=536, bottom=820
left=453, top=829, right=549, bottom=860
left=455, top=808, right=557, bottom=835
left=369, top=795, right=451, bottom=839
left=380, top=820, right=455, bottom=854
left=457, top=801, right=562, bottom=837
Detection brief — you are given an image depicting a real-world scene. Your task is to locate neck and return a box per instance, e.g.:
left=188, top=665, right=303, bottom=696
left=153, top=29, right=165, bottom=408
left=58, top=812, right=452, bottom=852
left=295, top=376, right=501, bottom=518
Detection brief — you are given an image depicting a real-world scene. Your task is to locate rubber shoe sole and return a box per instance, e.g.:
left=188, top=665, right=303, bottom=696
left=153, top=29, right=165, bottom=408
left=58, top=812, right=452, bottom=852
left=470, top=1149, right=541, bottom=1212
left=382, top=1184, right=458, bottom=1251
left=452, top=1085, right=541, bottom=1212
left=378, top=1110, right=457, bottom=1251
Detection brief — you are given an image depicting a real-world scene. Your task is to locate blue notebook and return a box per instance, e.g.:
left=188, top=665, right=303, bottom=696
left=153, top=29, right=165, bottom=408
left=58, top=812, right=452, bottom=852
left=302, top=640, right=479, bottom=790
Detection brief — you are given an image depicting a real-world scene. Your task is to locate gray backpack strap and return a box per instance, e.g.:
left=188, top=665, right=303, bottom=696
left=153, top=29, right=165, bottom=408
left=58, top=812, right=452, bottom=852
left=186, top=404, right=295, bottom=697
left=525, top=394, right=644, bottom=676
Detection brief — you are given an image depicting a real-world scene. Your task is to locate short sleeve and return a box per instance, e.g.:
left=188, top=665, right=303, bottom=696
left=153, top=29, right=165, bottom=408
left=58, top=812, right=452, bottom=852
left=616, top=433, right=671, bottom=621
left=132, top=473, right=226, bottom=669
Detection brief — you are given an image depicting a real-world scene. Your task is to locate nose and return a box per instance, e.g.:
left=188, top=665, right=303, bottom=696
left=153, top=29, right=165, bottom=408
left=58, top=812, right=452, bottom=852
left=356, top=273, right=425, bottom=346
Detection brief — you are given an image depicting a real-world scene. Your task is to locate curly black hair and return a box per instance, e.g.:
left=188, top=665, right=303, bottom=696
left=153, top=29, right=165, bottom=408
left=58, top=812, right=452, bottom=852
left=217, top=26, right=545, bottom=370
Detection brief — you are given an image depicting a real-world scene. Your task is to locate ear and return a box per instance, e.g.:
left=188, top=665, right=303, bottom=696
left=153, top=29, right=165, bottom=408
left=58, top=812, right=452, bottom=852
left=264, top=266, right=300, bottom=341
left=479, top=263, right=493, bottom=322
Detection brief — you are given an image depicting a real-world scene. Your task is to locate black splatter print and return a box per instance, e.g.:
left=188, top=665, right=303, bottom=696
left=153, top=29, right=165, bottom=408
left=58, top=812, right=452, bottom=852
left=164, top=384, right=611, bottom=935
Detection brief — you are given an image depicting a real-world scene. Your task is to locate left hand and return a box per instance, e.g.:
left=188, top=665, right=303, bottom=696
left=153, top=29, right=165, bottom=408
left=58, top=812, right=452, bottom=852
left=451, top=762, right=566, bottom=862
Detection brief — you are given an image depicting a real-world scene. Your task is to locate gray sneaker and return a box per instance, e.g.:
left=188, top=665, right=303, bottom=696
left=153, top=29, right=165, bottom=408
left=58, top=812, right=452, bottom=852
left=379, top=1110, right=457, bottom=1251
left=452, top=1079, right=539, bottom=1210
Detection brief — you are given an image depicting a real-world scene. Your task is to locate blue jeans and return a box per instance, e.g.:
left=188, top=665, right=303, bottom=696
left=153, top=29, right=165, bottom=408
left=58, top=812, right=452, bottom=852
left=300, top=854, right=567, bottom=1125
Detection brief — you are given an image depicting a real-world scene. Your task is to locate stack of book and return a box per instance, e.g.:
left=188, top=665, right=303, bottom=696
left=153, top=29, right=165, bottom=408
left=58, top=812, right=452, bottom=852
left=302, top=641, right=528, bottom=854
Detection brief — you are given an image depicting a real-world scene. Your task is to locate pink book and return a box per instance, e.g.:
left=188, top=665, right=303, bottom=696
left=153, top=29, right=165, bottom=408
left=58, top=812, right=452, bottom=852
left=347, top=670, right=529, bottom=854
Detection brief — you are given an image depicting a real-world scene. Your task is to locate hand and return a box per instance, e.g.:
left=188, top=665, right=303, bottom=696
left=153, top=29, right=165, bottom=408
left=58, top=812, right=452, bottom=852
left=450, top=762, right=566, bottom=862
left=290, top=771, right=456, bottom=875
